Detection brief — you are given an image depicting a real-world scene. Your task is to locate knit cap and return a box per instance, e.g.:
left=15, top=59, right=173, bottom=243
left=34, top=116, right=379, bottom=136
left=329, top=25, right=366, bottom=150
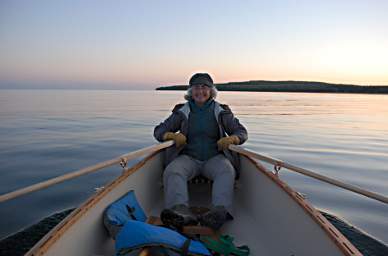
left=189, top=73, right=214, bottom=87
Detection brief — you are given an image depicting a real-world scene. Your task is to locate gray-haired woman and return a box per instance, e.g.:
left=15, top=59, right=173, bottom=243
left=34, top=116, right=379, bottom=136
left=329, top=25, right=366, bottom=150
left=154, top=73, right=248, bottom=230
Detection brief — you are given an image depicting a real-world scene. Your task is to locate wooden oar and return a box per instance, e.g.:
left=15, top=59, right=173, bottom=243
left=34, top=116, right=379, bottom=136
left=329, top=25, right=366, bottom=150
left=229, top=144, right=388, bottom=204
left=0, top=141, right=174, bottom=203
left=2, top=140, right=386, bottom=205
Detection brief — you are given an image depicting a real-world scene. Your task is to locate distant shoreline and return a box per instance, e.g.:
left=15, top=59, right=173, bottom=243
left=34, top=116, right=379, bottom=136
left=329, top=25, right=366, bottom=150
left=156, top=80, right=388, bottom=94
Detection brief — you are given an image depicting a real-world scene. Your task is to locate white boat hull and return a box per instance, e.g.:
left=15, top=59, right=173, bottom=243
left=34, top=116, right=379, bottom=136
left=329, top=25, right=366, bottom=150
left=27, top=150, right=361, bottom=256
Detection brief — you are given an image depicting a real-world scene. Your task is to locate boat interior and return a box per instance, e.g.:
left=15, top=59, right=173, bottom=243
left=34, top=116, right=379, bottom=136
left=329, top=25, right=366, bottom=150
left=27, top=151, right=359, bottom=256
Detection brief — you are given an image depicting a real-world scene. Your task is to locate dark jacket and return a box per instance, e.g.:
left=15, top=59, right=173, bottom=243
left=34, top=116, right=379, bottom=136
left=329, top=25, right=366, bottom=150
left=154, top=101, right=248, bottom=177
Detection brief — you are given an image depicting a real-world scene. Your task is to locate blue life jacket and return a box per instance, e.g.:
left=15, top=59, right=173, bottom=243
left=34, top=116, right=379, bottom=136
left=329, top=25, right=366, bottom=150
left=116, top=220, right=211, bottom=256
left=105, top=190, right=147, bottom=225
left=103, top=190, right=147, bottom=238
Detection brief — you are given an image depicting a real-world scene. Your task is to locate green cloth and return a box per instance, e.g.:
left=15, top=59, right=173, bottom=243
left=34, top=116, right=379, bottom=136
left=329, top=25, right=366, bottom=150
left=201, top=235, right=250, bottom=256
left=182, top=99, right=220, bottom=161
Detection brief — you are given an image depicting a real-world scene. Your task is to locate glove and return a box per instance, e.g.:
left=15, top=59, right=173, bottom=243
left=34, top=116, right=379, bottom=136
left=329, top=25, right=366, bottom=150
left=217, top=135, right=240, bottom=151
left=163, top=132, right=187, bottom=148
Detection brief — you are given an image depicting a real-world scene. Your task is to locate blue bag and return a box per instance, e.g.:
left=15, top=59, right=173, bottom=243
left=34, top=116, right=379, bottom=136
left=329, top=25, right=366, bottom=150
left=116, top=220, right=211, bottom=256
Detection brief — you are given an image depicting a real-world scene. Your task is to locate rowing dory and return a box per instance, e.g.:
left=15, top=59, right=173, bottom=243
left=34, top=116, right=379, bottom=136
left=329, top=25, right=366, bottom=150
left=26, top=149, right=361, bottom=256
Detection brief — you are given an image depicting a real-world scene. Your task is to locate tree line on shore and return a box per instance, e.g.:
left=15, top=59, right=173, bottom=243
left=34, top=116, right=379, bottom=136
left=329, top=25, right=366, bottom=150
left=156, top=80, right=388, bottom=94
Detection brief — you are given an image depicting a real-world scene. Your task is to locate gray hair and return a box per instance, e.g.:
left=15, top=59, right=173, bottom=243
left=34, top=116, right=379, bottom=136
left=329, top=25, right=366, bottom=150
left=184, top=86, right=218, bottom=101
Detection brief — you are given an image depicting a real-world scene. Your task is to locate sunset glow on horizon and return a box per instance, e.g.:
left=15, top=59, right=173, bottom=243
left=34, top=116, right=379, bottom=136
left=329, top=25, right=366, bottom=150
left=1, top=0, right=388, bottom=89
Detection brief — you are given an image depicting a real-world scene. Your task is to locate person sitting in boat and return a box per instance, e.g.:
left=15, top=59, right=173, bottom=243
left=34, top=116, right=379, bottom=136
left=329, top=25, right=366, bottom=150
left=154, top=73, right=248, bottom=230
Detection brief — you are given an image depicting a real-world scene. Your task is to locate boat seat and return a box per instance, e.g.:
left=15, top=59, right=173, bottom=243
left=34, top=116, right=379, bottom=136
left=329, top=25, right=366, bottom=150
left=159, top=175, right=212, bottom=189
left=188, top=175, right=239, bottom=188
left=188, top=175, right=213, bottom=184
left=161, top=175, right=238, bottom=188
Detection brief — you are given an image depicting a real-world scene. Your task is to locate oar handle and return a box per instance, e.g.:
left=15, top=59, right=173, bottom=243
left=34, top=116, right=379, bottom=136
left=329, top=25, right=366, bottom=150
left=0, top=141, right=174, bottom=203
left=229, top=145, right=388, bottom=204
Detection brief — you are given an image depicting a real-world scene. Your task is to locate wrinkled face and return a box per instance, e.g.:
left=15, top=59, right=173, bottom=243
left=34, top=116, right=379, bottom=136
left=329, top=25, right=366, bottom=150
left=191, top=84, right=211, bottom=105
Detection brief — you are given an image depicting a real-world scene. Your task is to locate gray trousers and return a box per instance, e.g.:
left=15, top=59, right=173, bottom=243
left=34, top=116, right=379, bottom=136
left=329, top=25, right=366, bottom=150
left=163, top=154, right=235, bottom=212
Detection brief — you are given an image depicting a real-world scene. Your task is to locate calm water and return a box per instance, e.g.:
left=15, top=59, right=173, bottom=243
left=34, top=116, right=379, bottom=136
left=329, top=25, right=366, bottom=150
left=0, top=90, right=387, bottom=243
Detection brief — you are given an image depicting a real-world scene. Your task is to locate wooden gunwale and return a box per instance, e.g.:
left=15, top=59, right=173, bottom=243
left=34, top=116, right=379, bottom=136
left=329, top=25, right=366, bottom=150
left=26, top=150, right=162, bottom=256
left=241, top=154, right=362, bottom=256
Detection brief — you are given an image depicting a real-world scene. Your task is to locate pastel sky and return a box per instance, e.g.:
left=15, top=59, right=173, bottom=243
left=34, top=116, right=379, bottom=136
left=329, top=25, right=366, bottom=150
left=1, top=0, right=387, bottom=89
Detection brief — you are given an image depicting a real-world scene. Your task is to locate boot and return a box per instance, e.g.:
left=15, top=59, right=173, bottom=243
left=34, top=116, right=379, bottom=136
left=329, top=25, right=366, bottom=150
left=199, top=206, right=229, bottom=230
left=161, top=204, right=198, bottom=230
